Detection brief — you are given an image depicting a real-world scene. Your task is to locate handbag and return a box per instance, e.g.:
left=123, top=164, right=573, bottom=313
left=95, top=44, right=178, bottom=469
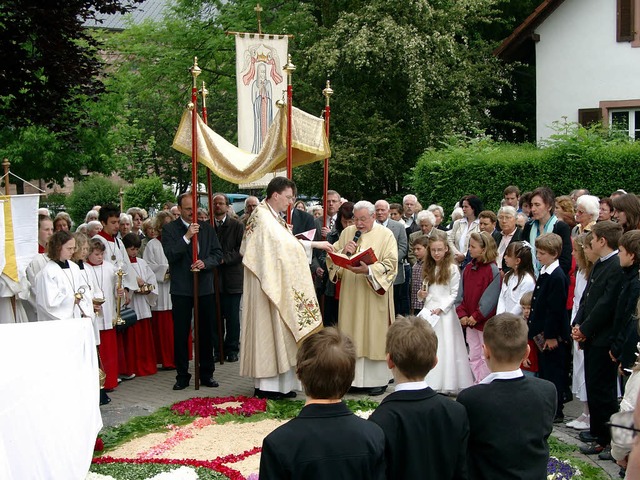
left=116, top=306, right=138, bottom=332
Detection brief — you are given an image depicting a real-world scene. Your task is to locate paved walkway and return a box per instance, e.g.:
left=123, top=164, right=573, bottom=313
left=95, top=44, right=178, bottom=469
left=100, top=361, right=619, bottom=479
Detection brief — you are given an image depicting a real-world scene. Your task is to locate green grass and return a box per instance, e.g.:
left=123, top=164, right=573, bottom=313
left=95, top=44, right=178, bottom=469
left=91, top=463, right=228, bottom=479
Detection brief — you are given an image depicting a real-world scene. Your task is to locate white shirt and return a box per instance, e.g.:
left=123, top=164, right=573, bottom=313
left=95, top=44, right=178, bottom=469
left=395, top=380, right=428, bottom=392
left=479, top=369, right=523, bottom=385
left=539, top=259, right=560, bottom=276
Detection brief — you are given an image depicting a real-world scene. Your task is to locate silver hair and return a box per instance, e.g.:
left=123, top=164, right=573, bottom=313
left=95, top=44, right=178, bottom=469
left=375, top=199, right=390, bottom=209
left=119, top=213, right=132, bottom=224
left=354, top=200, right=375, bottom=215
left=416, top=210, right=436, bottom=225
left=403, top=194, right=417, bottom=205
left=427, top=204, right=444, bottom=218
left=576, top=195, right=600, bottom=221
left=497, top=206, right=517, bottom=218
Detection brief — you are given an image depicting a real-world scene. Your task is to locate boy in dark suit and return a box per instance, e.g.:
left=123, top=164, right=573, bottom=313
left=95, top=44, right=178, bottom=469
left=259, top=328, right=385, bottom=480
left=457, top=313, right=556, bottom=480
left=572, top=220, right=624, bottom=455
left=528, top=233, right=570, bottom=422
left=369, top=316, right=469, bottom=480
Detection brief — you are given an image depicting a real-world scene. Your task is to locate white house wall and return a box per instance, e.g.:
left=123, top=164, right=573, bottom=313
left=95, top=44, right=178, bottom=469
left=535, top=0, right=640, bottom=140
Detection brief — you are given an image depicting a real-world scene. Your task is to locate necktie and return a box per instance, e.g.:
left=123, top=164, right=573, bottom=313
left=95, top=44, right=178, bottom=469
left=216, top=220, right=223, bottom=228
left=329, top=217, right=335, bottom=230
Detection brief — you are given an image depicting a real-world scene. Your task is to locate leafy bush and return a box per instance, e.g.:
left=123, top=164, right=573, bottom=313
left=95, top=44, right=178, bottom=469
left=123, top=176, right=175, bottom=213
left=412, top=124, right=640, bottom=215
left=66, top=176, right=120, bottom=225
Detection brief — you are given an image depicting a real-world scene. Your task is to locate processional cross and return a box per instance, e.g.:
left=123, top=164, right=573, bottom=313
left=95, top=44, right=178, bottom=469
left=254, top=3, right=263, bottom=34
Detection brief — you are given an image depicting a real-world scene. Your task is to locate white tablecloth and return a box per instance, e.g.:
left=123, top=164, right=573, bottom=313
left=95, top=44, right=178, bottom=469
left=0, top=318, right=102, bottom=479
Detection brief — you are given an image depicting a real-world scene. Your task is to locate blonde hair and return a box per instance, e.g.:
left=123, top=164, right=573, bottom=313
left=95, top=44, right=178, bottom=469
left=469, top=231, right=498, bottom=264
left=573, top=233, right=594, bottom=277
left=423, top=230, right=453, bottom=285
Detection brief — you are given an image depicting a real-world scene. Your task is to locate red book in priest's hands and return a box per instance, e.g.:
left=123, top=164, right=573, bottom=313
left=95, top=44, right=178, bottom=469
left=327, top=248, right=378, bottom=268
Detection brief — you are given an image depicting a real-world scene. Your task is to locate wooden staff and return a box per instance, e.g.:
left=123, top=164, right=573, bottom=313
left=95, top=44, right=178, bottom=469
left=190, top=57, right=201, bottom=390
left=284, top=55, right=295, bottom=224
left=200, top=81, right=225, bottom=365
left=321, top=80, right=333, bottom=237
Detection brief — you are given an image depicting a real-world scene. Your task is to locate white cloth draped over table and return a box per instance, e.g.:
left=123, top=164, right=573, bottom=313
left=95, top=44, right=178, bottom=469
left=0, top=318, right=102, bottom=480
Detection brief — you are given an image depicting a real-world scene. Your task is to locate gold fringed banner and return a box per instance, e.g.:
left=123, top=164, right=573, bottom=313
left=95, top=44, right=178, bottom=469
left=171, top=107, right=330, bottom=185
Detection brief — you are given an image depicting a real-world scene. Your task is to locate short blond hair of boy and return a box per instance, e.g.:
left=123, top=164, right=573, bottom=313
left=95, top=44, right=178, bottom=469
left=483, top=313, right=528, bottom=364
left=535, top=233, right=562, bottom=257
left=519, top=291, right=533, bottom=307
left=386, top=316, right=437, bottom=378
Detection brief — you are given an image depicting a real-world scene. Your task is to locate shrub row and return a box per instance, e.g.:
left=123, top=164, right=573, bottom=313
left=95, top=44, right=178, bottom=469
left=412, top=134, right=640, bottom=215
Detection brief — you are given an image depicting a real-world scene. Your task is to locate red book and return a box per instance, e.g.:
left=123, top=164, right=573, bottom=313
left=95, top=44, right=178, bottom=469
left=328, top=248, right=378, bottom=268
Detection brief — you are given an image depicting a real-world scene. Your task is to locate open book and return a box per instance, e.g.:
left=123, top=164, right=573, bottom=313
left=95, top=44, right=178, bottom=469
left=328, top=248, right=378, bottom=268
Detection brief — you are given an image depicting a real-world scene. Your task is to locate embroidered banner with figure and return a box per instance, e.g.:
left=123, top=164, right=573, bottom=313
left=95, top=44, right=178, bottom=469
left=235, top=34, right=288, bottom=188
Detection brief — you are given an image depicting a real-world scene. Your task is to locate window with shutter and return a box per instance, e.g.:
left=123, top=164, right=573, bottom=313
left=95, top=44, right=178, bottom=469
left=618, top=0, right=634, bottom=42
left=578, top=108, right=603, bottom=127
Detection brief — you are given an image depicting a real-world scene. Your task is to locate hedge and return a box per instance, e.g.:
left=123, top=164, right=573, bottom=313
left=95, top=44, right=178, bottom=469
left=412, top=131, right=640, bottom=215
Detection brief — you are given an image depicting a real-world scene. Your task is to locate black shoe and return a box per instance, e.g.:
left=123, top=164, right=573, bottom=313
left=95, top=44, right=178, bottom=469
left=200, top=377, right=219, bottom=388
left=254, top=388, right=296, bottom=400
left=598, top=447, right=614, bottom=461
left=553, top=414, right=565, bottom=424
left=368, top=386, right=388, bottom=396
left=100, top=390, right=111, bottom=405
left=579, top=431, right=597, bottom=443
left=213, top=354, right=220, bottom=363
left=226, top=353, right=239, bottom=362
left=579, top=442, right=606, bottom=455
left=173, top=381, right=189, bottom=390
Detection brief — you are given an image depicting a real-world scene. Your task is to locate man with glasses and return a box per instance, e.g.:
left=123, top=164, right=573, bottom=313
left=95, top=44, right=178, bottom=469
left=326, top=201, right=398, bottom=396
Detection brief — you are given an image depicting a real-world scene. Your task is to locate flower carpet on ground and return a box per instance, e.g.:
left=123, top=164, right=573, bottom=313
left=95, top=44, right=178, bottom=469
left=90, top=396, right=608, bottom=480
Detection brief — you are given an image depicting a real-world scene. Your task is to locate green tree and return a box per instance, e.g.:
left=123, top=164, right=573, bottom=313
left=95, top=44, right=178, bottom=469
left=0, top=0, right=142, bottom=188
left=123, top=176, right=176, bottom=212
left=67, top=175, right=120, bottom=225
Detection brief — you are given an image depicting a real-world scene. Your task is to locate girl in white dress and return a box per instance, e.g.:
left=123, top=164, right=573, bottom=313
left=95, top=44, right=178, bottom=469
left=566, top=233, right=594, bottom=430
left=418, top=230, right=473, bottom=394
left=497, top=241, right=536, bottom=316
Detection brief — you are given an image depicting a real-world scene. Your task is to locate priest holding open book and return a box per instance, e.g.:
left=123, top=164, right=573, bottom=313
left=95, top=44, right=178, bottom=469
left=326, top=201, right=398, bottom=396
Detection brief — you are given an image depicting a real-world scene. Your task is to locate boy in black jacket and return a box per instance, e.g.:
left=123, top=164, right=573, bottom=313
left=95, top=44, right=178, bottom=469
left=572, top=220, right=624, bottom=455
left=610, top=230, right=640, bottom=382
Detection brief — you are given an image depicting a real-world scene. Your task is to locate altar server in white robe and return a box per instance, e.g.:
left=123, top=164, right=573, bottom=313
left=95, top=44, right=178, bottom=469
left=36, top=231, right=90, bottom=321
left=25, top=214, right=54, bottom=321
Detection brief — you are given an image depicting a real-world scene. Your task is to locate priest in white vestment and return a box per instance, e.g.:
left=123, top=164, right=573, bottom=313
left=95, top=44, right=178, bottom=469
left=326, top=201, right=398, bottom=395
left=240, top=177, right=330, bottom=399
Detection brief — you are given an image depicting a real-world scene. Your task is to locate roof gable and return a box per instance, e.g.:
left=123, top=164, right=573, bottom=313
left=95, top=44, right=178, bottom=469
left=494, top=0, right=566, bottom=61
left=84, top=0, right=172, bottom=31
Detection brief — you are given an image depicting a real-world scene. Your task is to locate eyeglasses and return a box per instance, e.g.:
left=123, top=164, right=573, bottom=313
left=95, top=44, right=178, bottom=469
left=607, top=411, right=640, bottom=449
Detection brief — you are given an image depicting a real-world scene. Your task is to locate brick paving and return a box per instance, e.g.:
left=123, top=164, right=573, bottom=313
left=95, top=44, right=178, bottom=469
left=99, top=362, right=618, bottom=478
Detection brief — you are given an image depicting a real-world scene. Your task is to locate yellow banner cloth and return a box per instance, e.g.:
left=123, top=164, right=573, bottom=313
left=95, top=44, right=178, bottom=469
left=172, top=107, right=330, bottom=185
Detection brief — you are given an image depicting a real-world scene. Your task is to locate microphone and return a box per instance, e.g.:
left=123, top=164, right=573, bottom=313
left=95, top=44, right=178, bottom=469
left=347, top=230, right=362, bottom=257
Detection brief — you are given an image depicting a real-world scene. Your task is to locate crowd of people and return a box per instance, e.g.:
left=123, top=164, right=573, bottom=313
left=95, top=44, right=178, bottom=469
left=11, top=178, right=640, bottom=478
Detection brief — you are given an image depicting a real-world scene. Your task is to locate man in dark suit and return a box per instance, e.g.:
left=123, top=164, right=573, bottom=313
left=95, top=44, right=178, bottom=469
left=375, top=199, right=408, bottom=315
left=479, top=210, right=502, bottom=247
left=457, top=313, right=556, bottom=480
left=260, top=327, right=385, bottom=480
left=572, top=221, right=624, bottom=455
left=369, top=316, right=469, bottom=479
left=496, top=206, right=523, bottom=272
left=212, top=193, right=244, bottom=363
left=161, top=193, right=223, bottom=390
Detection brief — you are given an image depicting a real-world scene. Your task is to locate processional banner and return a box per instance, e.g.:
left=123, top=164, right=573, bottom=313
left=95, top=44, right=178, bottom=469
left=0, top=195, right=39, bottom=283
left=235, top=34, right=288, bottom=188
